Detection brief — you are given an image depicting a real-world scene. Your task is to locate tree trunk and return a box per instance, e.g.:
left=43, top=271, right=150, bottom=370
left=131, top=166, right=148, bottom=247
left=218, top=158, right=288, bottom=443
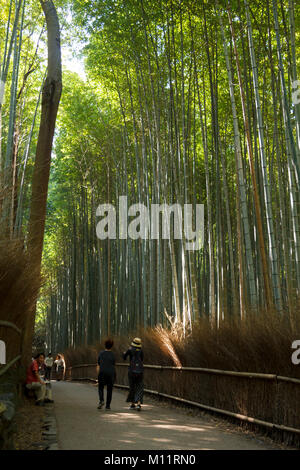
left=21, top=0, right=62, bottom=366
left=228, top=6, right=273, bottom=310
left=244, top=0, right=282, bottom=311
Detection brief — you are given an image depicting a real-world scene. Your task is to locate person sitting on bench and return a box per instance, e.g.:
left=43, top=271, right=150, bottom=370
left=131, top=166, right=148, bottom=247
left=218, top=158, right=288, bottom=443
left=26, top=353, right=54, bottom=406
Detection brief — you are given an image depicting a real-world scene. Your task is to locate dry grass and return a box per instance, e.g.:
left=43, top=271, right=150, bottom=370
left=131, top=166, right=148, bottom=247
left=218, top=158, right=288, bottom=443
left=64, top=303, right=300, bottom=379
left=0, top=239, right=41, bottom=361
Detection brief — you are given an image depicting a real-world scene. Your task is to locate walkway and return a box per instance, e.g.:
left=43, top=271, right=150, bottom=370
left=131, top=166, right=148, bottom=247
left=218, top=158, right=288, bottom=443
left=50, top=381, right=280, bottom=450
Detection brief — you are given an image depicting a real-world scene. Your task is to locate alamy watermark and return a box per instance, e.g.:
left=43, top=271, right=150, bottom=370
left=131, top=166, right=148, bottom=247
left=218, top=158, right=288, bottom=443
left=0, top=340, right=6, bottom=365
left=291, top=340, right=300, bottom=365
left=292, top=80, right=300, bottom=105
left=96, top=196, right=204, bottom=251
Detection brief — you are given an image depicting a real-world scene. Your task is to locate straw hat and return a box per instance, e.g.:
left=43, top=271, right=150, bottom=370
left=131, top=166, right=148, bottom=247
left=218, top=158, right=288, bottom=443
left=131, top=337, right=142, bottom=349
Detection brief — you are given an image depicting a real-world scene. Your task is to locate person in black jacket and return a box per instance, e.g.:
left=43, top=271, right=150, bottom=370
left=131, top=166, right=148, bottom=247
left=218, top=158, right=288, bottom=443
left=123, top=337, right=144, bottom=411
left=97, top=339, right=116, bottom=410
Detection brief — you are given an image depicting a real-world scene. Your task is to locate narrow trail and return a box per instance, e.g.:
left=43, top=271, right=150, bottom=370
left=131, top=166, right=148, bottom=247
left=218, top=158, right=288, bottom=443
left=51, top=381, right=278, bottom=450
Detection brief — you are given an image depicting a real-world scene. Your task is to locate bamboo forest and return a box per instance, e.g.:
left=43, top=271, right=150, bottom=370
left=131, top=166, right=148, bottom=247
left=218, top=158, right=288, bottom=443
left=0, top=0, right=300, bottom=452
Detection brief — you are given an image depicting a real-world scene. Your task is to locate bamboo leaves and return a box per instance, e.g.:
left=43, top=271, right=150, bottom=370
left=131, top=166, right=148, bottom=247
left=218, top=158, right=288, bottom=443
left=29, top=0, right=300, bottom=350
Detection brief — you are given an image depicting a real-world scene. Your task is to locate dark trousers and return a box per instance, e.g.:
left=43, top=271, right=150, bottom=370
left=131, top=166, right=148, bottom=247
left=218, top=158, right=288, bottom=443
left=127, top=372, right=144, bottom=404
left=56, top=366, right=64, bottom=381
left=45, top=367, right=52, bottom=381
left=98, top=373, right=113, bottom=407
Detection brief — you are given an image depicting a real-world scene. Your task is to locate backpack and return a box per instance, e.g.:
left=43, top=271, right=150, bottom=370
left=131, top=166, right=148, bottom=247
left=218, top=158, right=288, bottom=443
left=130, top=349, right=143, bottom=374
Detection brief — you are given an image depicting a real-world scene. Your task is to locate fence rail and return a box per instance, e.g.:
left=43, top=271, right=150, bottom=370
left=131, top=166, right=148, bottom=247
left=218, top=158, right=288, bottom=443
left=68, top=362, right=300, bottom=384
left=0, top=321, right=22, bottom=335
left=0, top=321, right=22, bottom=377
left=66, top=362, right=300, bottom=441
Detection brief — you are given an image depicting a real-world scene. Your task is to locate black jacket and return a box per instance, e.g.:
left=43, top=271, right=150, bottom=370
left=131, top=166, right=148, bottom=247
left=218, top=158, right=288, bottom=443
left=123, top=347, right=144, bottom=373
left=98, top=350, right=116, bottom=378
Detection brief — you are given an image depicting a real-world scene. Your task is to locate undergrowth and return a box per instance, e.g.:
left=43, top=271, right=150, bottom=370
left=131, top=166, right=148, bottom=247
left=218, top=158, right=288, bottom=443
left=64, top=304, right=300, bottom=379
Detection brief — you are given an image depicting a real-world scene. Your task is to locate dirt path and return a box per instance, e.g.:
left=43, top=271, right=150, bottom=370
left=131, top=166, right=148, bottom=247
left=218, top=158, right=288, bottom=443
left=51, top=381, right=279, bottom=450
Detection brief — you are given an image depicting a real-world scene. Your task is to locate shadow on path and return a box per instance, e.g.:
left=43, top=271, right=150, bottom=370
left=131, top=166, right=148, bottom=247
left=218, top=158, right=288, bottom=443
left=52, top=381, right=276, bottom=450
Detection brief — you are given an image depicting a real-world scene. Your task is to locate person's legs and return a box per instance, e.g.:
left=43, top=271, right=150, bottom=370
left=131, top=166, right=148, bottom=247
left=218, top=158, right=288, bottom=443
left=44, top=383, right=54, bottom=402
left=129, top=374, right=138, bottom=407
left=127, top=372, right=135, bottom=406
left=134, top=375, right=141, bottom=403
left=38, top=383, right=46, bottom=402
left=98, top=373, right=105, bottom=407
left=57, top=367, right=63, bottom=381
left=106, top=376, right=113, bottom=409
left=47, top=367, right=53, bottom=381
left=135, top=375, right=144, bottom=410
left=29, top=382, right=46, bottom=403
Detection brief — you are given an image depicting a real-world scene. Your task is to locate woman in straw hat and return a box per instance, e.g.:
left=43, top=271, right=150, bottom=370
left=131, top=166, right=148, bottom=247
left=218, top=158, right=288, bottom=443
left=123, top=338, right=144, bottom=411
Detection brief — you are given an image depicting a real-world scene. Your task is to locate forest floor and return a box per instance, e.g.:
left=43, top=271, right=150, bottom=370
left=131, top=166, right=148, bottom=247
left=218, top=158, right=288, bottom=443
left=14, top=397, right=46, bottom=450
left=51, top=381, right=289, bottom=450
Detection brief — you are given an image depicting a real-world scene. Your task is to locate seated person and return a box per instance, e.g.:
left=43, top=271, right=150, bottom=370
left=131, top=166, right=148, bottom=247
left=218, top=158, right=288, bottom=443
left=26, top=353, right=54, bottom=405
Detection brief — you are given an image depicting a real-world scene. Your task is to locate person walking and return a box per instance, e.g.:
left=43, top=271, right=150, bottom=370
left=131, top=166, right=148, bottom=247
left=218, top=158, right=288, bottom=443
left=54, top=354, right=65, bottom=381
left=44, top=352, right=54, bottom=381
left=123, top=338, right=144, bottom=411
left=97, top=339, right=116, bottom=410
